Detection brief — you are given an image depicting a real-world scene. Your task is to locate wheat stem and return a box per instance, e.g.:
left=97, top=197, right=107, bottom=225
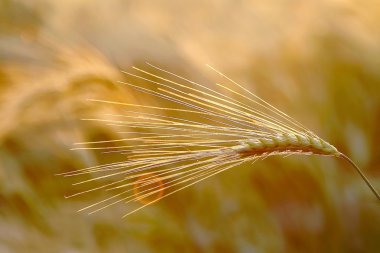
left=339, top=153, right=380, bottom=201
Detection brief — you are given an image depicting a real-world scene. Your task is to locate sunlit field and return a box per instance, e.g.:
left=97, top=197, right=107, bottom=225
left=1, top=1, right=380, bottom=252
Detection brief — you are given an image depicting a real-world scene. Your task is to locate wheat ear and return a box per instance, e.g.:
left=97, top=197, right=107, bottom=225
left=62, top=63, right=379, bottom=217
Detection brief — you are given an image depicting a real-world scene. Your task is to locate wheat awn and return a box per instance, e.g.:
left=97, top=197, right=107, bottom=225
left=61, top=63, right=380, bottom=218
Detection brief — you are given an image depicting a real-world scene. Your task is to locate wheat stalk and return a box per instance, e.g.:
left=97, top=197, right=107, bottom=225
left=61, top=63, right=380, bottom=218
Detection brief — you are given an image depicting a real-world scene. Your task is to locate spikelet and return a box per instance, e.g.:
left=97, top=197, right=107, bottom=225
left=61, top=63, right=380, bottom=218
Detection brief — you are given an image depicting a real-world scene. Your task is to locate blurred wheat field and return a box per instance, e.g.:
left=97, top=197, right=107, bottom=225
left=1, top=0, right=380, bottom=252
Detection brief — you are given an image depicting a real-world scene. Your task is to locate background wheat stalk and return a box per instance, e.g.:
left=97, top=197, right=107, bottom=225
left=62, top=63, right=380, bottom=218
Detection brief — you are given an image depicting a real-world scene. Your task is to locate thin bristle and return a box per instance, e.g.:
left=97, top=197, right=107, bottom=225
left=65, top=63, right=379, bottom=217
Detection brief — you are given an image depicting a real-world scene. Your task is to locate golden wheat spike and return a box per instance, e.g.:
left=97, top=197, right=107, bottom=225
left=65, top=63, right=380, bottom=218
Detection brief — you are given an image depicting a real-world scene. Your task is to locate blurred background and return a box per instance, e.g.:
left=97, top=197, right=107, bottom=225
left=1, top=0, right=380, bottom=252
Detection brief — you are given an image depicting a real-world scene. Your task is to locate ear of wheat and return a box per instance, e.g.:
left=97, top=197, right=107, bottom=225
left=61, top=63, right=380, bottom=218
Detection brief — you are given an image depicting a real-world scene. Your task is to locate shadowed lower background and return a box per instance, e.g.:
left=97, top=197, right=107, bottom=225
left=1, top=0, right=380, bottom=252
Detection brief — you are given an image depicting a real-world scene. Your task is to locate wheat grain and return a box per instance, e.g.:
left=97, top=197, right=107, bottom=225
left=62, top=63, right=380, bottom=217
